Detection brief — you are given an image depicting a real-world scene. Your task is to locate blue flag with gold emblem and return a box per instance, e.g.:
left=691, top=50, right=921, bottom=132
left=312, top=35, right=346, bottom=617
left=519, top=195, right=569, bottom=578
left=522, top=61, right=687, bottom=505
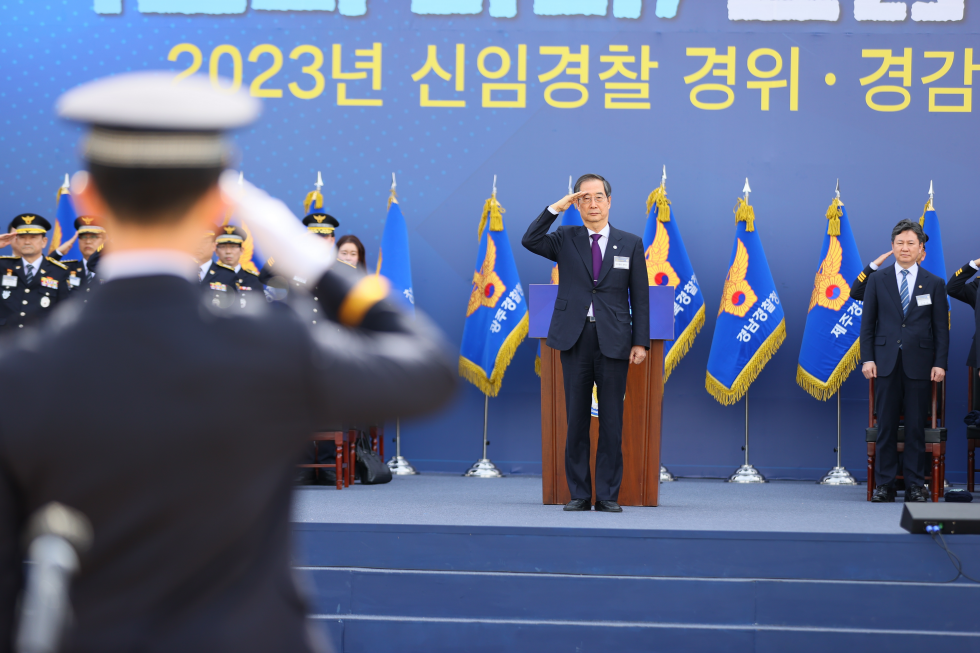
left=535, top=179, right=582, bottom=376
left=644, top=182, right=704, bottom=382
left=706, top=197, right=786, bottom=405
left=377, top=182, right=415, bottom=314
left=797, top=197, right=864, bottom=400
left=459, top=189, right=529, bottom=396
left=918, top=194, right=946, bottom=282
left=50, top=175, right=76, bottom=258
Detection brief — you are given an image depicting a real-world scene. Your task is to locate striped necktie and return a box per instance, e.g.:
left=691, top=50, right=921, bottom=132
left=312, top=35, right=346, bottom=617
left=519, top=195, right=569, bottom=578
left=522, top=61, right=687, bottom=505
left=899, top=269, right=910, bottom=316
left=24, top=263, right=34, bottom=286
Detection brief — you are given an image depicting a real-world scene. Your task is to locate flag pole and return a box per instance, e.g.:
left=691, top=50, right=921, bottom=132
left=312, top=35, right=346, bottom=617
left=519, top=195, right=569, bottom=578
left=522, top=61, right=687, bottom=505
left=387, top=418, right=418, bottom=475
left=657, top=164, right=678, bottom=483
left=818, top=389, right=857, bottom=485
left=727, top=178, right=766, bottom=484
left=464, top=393, right=504, bottom=478
left=728, top=389, right=766, bottom=483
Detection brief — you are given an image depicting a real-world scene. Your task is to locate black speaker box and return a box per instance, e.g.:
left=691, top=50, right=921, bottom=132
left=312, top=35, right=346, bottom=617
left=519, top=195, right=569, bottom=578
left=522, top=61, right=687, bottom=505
left=900, top=503, right=980, bottom=534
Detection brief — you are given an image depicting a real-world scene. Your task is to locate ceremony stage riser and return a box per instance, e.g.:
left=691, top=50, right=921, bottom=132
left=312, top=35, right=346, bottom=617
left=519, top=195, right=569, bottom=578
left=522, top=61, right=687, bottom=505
left=295, top=523, right=980, bottom=652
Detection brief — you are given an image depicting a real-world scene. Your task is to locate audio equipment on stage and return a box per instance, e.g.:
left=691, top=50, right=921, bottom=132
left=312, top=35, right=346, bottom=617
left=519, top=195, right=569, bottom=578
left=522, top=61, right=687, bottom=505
left=900, top=503, right=980, bottom=534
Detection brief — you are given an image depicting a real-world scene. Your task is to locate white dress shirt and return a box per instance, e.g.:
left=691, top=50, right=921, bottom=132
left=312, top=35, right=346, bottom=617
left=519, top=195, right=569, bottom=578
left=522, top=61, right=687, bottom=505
left=198, top=260, right=213, bottom=282
left=100, top=249, right=198, bottom=282
left=894, top=261, right=918, bottom=296
left=21, top=256, right=43, bottom=276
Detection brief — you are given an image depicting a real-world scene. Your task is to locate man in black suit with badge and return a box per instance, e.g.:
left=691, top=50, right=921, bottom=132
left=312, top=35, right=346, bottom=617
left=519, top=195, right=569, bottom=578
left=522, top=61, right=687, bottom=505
left=0, top=72, right=456, bottom=653
left=522, top=174, right=649, bottom=513
left=861, top=219, right=948, bottom=503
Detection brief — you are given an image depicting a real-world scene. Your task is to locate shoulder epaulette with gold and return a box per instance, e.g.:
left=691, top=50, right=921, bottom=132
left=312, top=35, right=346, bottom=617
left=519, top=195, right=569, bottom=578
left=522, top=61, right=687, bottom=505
left=216, top=262, right=236, bottom=271
left=0, top=255, right=17, bottom=260
left=60, top=259, right=80, bottom=264
left=45, top=257, right=69, bottom=270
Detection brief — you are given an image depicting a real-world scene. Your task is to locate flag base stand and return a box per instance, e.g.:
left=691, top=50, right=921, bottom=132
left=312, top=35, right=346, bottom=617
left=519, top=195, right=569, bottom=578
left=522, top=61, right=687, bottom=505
left=386, top=419, right=419, bottom=475
left=464, top=458, right=504, bottom=478
left=818, top=466, right=858, bottom=485
left=728, top=391, right=767, bottom=483
left=660, top=465, right=677, bottom=482
left=819, top=391, right=857, bottom=486
left=464, top=394, right=504, bottom=478
left=728, top=464, right=766, bottom=483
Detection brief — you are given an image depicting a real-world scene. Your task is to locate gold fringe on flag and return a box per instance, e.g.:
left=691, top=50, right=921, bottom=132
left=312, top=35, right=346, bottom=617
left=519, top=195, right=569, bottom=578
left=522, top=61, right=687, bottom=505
left=645, top=185, right=671, bottom=223
left=734, top=197, right=755, bottom=232
left=458, top=312, right=529, bottom=397
left=918, top=199, right=933, bottom=227
left=825, top=197, right=842, bottom=236
left=477, top=193, right=506, bottom=240
left=705, top=318, right=786, bottom=405
left=534, top=353, right=541, bottom=377
left=664, top=304, right=705, bottom=383
left=796, top=338, right=860, bottom=401
left=304, top=189, right=324, bottom=215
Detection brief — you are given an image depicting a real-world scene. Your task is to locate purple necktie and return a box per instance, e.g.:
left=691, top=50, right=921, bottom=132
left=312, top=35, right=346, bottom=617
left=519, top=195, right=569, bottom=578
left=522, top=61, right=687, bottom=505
left=591, top=233, right=602, bottom=285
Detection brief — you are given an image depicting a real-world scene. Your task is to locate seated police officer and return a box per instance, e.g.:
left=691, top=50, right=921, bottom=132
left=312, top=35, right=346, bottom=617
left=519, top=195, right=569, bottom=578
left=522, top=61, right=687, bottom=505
left=0, top=71, right=455, bottom=652
left=0, top=214, right=72, bottom=331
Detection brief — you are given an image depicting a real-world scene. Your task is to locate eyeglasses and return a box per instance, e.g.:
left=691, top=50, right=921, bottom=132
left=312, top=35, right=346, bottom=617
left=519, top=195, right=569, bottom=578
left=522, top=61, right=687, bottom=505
left=578, top=194, right=607, bottom=205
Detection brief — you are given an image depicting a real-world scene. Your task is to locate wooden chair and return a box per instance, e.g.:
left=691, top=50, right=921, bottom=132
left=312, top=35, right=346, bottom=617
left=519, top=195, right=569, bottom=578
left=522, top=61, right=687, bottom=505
left=299, top=430, right=357, bottom=489
left=968, top=368, right=979, bottom=492
left=369, top=424, right=385, bottom=459
left=866, top=378, right=946, bottom=502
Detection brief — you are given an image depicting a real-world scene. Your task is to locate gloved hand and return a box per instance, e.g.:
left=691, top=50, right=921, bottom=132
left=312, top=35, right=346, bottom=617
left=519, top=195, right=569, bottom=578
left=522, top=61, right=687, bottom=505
left=219, top=170, right=334, bottom=284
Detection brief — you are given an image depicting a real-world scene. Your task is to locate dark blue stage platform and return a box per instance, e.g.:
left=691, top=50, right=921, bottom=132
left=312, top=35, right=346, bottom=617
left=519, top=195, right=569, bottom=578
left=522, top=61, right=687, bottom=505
left=291, top=477, right=980, bottom=653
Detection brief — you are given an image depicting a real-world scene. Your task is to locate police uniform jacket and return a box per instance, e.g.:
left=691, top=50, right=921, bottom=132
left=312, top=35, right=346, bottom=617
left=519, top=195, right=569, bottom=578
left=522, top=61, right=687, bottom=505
left=50, top=251, right=98, bottom=297
left=200, top=259, right=239, bottom=309
left=946, top=261, right=980, bottom=368
left=0, top=256, right=72, bottom=330
left=849, top=264, right=877, bottom=302
left=0, top=263, right=456, bottom=653
left=234, top=267, right=265, bottom=308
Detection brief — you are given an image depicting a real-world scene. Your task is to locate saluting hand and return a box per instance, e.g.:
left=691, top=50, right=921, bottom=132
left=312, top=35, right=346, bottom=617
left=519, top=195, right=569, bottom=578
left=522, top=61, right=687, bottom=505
left=549, top=191, right=587, bottom=214
left=57, top=232, right=78, bottom=255
left=0, top=233, right=15, bottom=248
left=872, top=251, right=892, bottom=267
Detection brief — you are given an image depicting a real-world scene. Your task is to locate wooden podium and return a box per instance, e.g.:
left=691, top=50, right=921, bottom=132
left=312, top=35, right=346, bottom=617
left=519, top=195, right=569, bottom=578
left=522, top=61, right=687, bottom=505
left=529, top=285, right=675, bottom=507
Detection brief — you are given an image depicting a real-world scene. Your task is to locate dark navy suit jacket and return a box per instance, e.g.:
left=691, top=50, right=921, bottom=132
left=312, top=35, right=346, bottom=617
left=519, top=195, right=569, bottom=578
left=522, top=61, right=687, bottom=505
left=522, top=207, right=649, bottom=360
left=859, top=264, right=949, bottom=379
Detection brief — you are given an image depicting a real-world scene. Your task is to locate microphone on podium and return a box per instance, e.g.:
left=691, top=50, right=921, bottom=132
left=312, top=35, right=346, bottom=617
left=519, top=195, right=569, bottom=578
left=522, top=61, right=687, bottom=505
left=16, top=502, right=93, bottom=653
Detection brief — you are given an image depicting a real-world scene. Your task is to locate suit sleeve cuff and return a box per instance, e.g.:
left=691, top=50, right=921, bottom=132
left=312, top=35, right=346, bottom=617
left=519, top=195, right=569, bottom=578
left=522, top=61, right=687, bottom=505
left=547, top=205, right=560, bottom=215
left=970, top=260, right=978, bottom=271
left=869, top=261, right=879, bottom=271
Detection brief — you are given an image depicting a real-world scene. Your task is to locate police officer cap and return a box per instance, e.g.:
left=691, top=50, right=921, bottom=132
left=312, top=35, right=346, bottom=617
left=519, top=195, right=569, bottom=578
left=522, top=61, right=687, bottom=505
left=74, top=215, right=106, bottom=234
left=10, top=214, right=51, bottom=235
left=216, top=225, right=246, bottom=245
left=55, top=72, right=262, bottom=169
left=302, top=212, right=340, bottom=236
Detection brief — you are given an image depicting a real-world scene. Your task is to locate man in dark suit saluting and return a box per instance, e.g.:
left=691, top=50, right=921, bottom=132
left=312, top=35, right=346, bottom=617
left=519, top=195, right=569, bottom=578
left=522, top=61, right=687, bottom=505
left=523, top=174, right=649, bottom=513
left=860, top=219, right=948, bottom=503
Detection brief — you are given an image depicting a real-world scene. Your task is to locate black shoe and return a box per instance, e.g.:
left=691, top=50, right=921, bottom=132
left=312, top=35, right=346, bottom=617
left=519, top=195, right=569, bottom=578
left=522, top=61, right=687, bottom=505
left=314, top=469, right=338, bottom=486
left=563, top=499, right=591, bottom=511
left=594, top=500, right=623, bottom=513
left=871, top=485, right=896, bottom=502
left=295, top=470, right=314, bottom=485
left=905, top=484, right=927, bottom=502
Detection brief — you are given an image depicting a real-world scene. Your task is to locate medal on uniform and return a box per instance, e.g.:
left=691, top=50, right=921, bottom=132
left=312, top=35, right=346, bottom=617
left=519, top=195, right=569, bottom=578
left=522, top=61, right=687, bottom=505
left=2, top=291, right=9, bottom=300
left=40, top=296, right=51, bottom=308
left=2, top=274, right=17, bottom=288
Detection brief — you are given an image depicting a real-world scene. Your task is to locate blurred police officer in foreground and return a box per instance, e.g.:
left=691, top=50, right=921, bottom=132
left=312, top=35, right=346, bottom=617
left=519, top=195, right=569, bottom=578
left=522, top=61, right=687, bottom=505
left=0, top=72, right=456, bottom=653
left=0, top=214, right=72, bottom=331
left=51, top=215, right=107, bottom=301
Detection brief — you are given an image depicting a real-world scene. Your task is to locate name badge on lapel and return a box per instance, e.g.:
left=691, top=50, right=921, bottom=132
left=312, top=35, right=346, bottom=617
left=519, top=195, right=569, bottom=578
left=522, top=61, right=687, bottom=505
left=2, top=274, right=17, bottom=288
left=613, top=256, right=630, bottom=270
left=915, top=294, right=932, bottom=307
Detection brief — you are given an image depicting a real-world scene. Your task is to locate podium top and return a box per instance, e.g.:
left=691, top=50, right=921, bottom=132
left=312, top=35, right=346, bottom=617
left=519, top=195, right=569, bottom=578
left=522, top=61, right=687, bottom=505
left=528, top=284, right=675, bottom=341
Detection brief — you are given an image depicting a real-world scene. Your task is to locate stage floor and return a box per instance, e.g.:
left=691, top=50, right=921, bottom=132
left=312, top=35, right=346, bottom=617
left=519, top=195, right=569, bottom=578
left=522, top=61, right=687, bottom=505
left=292, top=475, right=910, bottom=535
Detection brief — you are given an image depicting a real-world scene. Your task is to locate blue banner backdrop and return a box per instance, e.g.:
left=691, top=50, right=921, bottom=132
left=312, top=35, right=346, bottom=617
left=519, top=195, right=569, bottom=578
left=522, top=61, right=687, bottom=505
left=3, top=1, right=979, bottom=479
